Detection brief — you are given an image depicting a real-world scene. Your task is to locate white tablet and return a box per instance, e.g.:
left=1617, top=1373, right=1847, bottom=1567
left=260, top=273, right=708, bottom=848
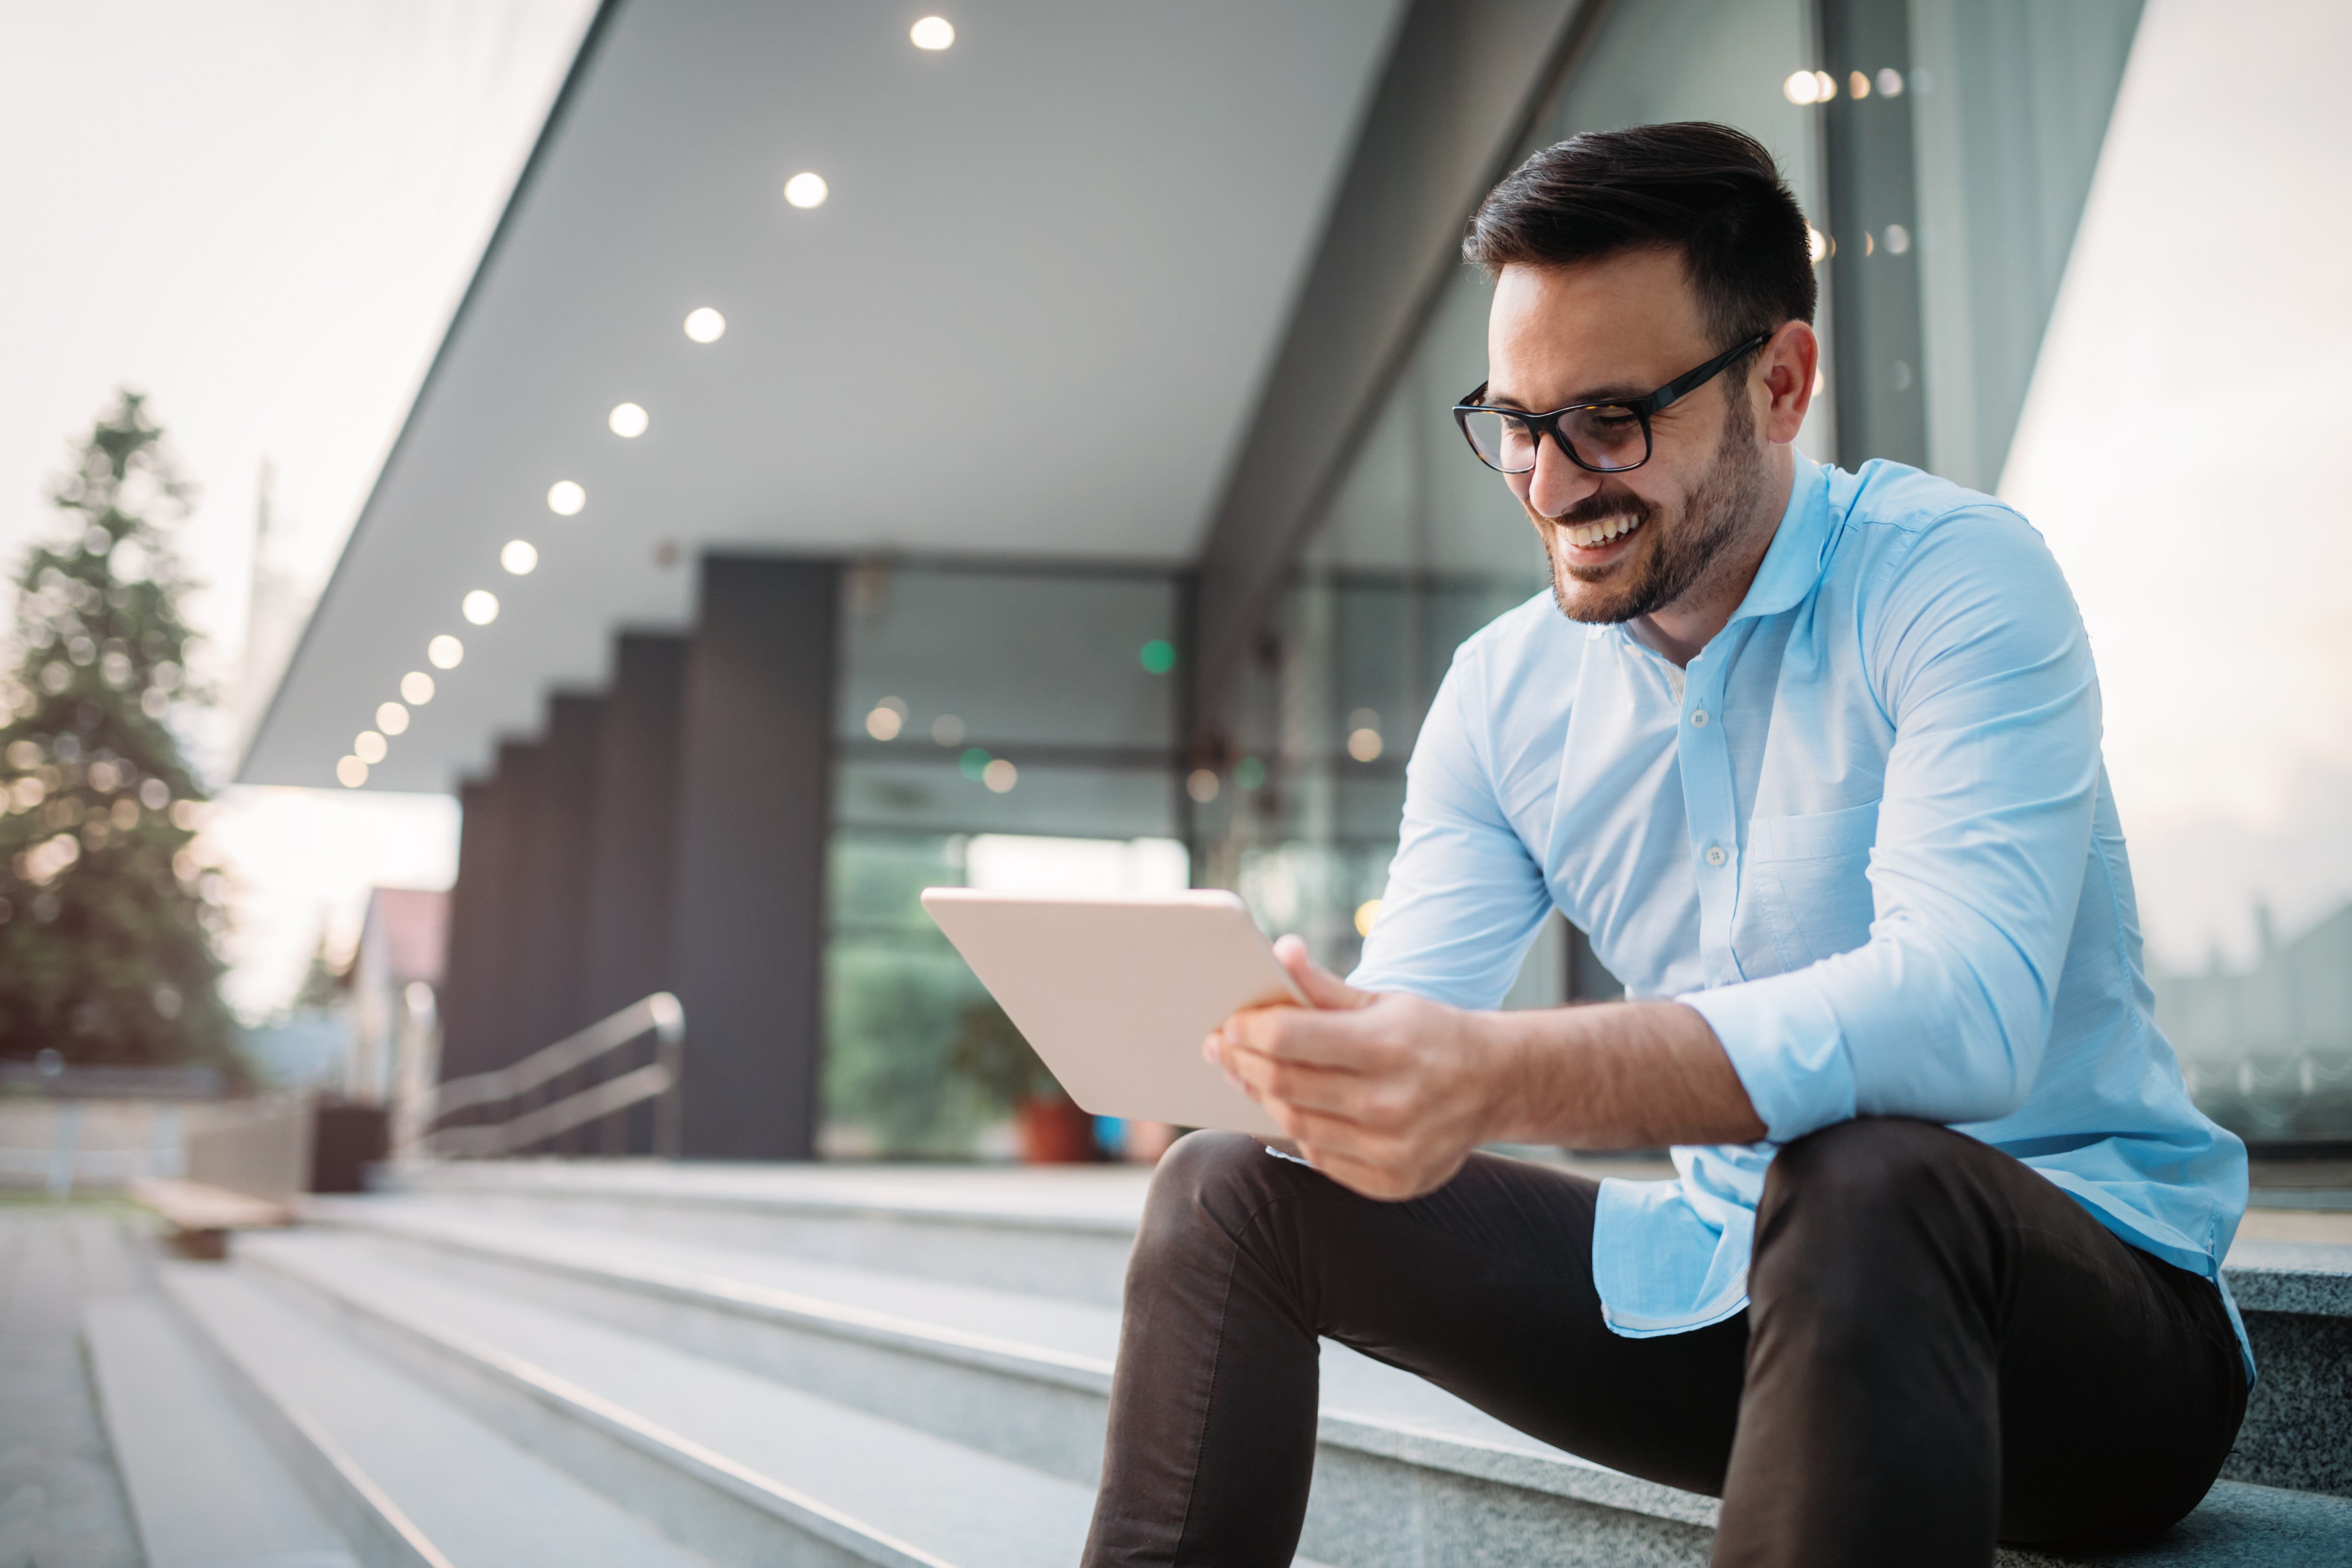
left=920, top=888, right=1302, bottom=1138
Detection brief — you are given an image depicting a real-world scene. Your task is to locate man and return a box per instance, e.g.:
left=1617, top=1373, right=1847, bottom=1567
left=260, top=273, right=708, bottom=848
left=1081, top=123, right=2249, bottom=1568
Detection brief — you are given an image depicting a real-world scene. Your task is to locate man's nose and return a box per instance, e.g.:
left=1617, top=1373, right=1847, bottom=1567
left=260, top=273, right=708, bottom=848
left=1525, top=436, right=1599, bottom=520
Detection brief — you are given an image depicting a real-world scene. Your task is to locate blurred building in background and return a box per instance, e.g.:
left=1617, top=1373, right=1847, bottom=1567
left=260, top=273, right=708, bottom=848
left=346, top=885, right=446, bottom=1110
left=235, top=0, right=2349, bottom=1158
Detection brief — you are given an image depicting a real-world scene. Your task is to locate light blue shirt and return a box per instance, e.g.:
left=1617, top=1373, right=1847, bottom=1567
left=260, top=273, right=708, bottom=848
left=1350, top=456, right=2251, bottom=1369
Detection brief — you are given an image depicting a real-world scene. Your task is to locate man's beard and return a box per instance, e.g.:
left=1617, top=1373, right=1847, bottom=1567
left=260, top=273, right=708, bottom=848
left=1542, top=391, right=1771, bottom=625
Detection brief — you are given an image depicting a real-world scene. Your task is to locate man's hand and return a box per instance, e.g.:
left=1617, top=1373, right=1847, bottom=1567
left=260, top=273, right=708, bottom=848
left=1203, top=935, right=1506, bottom=1201
left=1203, top=935, right=1770, bottom=1201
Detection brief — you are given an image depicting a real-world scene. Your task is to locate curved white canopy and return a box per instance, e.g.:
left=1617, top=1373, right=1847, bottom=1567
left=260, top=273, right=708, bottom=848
left=242, top=0, right=1405, bottom=792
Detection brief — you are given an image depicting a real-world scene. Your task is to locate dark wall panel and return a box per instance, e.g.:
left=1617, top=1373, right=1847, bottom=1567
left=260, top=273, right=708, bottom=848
left=1821, top=0, right=1929, bottom=469
left=668, top=556, right=839, bottom=1160
left=437, top=777, right=508, bottom=1083
left=582, top=634, right=689, bottom=1020
left=516, top=695, right=604, bottom=1056
left=462, top=744, right=542, bottom=1076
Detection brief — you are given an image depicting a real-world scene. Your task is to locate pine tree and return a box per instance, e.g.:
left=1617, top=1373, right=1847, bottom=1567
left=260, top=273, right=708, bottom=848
left=0, top=390, right=234, bottom=1069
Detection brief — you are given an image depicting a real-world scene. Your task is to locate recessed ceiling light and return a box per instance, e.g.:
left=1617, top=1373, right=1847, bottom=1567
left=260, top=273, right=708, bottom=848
left=609, top=402, right=649, bottom=438
left=428, top=635, right=464, bottom=669
left=354, top=730, right=389, bottom=765
left=401, top=671, right=436, bottom=704
left=376, top=701, right=410, bottom=735
left=784, top=172, right=828, bottom=209
left=337, top=756, right=368, bottom=788
left=462, top=590, right=499, bottom=625
left=501, top=540, right=538, bottom=575
left=684, top=307, right=726, bottom=343
left=547, top=480, right=586, bottom=516
left=911, top=16, right=954, bottom=49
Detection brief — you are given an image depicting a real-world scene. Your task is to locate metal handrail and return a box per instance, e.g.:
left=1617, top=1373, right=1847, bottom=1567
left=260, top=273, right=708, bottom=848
left=416, top=992, right=684, bottom=1159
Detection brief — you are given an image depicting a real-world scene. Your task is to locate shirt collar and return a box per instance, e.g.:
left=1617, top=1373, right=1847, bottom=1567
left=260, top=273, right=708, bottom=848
left=1726, top=454, right=1833, bottom=624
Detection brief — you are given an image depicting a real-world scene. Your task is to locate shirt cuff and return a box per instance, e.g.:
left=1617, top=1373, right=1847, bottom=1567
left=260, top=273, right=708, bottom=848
left=1680, top=971, right=1857, bottom=1144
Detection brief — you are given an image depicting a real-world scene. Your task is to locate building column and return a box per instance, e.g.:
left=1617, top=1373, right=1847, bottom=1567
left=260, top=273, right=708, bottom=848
left=436, top=757, right=533, bottom=1084
left=480, top=740, right=545, bottom=1068
left=515, top=693, right=604, bottom=1056
left=667, top=555, right=839, bottom=1160
left=435, top=778, right=501, bottom=1084
left=1820, top=0, right=1930, bottom=469
left=582, top=633, right=689, bottom=1155
left=582, top=635, right=688, bottom=1019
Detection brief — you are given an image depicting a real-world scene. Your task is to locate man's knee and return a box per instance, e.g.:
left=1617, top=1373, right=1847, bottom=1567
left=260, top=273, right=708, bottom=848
left=1756, top=1118, right=1988, bottom=1289
left=1131, top=1130, right=1296, bottom=1280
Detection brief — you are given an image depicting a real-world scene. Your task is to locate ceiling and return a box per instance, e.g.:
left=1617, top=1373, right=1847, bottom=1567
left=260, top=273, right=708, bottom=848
left=240, top=0, right=1407, bottom=792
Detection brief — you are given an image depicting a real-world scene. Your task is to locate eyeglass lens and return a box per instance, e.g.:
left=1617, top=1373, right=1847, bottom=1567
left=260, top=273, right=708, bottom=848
left=1461, top=405, right=1649, bottom=474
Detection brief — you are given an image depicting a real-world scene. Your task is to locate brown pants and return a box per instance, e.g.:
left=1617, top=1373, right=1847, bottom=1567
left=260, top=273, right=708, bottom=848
left=1082, top=1118, right=2247, bottom=1567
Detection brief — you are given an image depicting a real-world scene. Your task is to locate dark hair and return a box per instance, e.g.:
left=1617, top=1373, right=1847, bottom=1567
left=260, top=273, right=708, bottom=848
left=1463, top=123, right=1816, bottom=352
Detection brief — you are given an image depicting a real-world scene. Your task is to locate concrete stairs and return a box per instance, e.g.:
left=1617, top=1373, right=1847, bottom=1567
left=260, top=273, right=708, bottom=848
left=82, top=1159, right=2352, bottom=1567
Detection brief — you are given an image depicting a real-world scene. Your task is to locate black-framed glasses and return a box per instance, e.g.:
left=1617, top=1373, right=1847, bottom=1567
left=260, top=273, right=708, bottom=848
left=1452, top=332, right=1771, bottom=476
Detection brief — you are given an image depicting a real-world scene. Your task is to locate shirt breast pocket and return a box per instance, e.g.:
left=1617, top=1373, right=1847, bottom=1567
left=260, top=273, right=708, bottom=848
left=1735, top=800, right=1880, bottom=974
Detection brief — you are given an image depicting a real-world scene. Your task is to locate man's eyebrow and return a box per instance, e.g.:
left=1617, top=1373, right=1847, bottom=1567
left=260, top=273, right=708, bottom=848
left=1480, top=383, right=1651, bottom=411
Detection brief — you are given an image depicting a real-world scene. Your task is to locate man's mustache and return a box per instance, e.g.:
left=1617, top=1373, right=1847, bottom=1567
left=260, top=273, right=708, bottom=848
left=1545, top=490, right=1657, bottom=529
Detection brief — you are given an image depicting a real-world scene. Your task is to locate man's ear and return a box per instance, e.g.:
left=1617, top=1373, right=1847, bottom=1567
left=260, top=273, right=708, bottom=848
left=1757, top=320, right=1819, bottom=446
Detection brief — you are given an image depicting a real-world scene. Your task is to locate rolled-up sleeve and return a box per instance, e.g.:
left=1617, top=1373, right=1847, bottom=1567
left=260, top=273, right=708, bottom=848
left=1684, top=510, right=2102, bottom=1140
left=1349, top=642, right=1555, bottom=1010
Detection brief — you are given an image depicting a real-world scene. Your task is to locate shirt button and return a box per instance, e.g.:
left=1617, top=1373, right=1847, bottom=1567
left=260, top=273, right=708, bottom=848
left=1706, top=844, right=1727, bottom=867
left=1690, top=709, right=1708, bottom=727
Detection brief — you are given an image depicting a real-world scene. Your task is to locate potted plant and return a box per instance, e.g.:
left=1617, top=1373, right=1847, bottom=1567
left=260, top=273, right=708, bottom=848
left=948, top=1000, right=1095, bottom=1162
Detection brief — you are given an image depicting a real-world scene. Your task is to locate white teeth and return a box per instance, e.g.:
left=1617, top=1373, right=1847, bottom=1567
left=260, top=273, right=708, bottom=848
left=1565, top=514, right=1641, bottom=548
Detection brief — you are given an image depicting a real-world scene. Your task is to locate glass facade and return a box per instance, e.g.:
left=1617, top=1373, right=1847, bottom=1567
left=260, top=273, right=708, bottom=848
left=1990, top=0, right=2348, bottom=1147
left=815, top=0, right=2347, bottom=1154
left=1194, top=0, right=1832, bottom=1005
left=1192, top=268, right=1555, bottom=984
left=823, top=560, right=1187, bottom=1155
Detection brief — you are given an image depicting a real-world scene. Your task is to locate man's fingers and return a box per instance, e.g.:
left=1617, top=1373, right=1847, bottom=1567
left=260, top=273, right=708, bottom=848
left=1295, top=1138, right=1454, bottom=1202
left=1226, top=1002, right=1394, bottom=1073
left=1228, top=1042, right=1375, bottom=1121
left=1201, top=1030, right=1244, bottom=1089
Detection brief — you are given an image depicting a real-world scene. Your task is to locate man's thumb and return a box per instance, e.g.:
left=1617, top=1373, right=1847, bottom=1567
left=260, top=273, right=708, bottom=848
left=1273, top=933, right=1372, bottom=1010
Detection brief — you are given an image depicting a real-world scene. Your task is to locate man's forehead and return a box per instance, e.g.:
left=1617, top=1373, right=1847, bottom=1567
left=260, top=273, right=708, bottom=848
left=1486, top=253, right=1708, bottom=403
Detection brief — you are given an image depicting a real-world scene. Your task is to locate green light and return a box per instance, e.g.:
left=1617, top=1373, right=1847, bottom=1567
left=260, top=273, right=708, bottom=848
left=1233, top=756, right=1266, bottom=790
left=959, top=747, right=990, bottom=781
left=1138, top=638, right=1176, bottom=674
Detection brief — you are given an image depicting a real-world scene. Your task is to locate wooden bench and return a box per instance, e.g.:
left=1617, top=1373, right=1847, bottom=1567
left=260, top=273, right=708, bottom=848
left=128, top=1178, right=295, bottom=1259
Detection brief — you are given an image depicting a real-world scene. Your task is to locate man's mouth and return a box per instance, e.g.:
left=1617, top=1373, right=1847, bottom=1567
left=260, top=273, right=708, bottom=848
left=1559, top=512, right=1645, bottom=550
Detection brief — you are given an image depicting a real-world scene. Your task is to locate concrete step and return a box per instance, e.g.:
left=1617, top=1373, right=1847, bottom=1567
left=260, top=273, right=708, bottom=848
left=376, top=1161, right=1143, bottom=1306
left=365, top=1162, right=2352, bottom=1499
left=230, top=1229, right=1122, bottom=1568
left=82, top=1294, right=358, bottom=1568
left=157, top=1261, right=711, bottom=1568
left=304, top=1195, right=2352, bottom=1567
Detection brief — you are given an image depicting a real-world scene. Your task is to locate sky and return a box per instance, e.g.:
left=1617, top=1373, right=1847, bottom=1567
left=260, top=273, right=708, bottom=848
left=0, top=0, right=2341, bottom=1019
left=0, top=0, right=593, bottom=1016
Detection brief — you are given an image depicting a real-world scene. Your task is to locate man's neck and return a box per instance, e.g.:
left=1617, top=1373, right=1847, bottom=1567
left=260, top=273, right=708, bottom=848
left=1628, top=448, right=1796, bottom=668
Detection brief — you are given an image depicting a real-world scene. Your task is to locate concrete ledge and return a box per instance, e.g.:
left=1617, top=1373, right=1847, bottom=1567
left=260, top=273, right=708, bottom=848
left=2223, top=1239, right=2352, bottom=1318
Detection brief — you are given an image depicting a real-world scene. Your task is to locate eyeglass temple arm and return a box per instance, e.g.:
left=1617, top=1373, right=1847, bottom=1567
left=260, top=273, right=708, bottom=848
left=1642, top=332, right=1773, bottom=415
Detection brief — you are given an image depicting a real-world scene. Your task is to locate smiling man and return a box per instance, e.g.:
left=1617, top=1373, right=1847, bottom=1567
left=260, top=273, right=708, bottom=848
left=1081, top=125, right=2250, bottom=1568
